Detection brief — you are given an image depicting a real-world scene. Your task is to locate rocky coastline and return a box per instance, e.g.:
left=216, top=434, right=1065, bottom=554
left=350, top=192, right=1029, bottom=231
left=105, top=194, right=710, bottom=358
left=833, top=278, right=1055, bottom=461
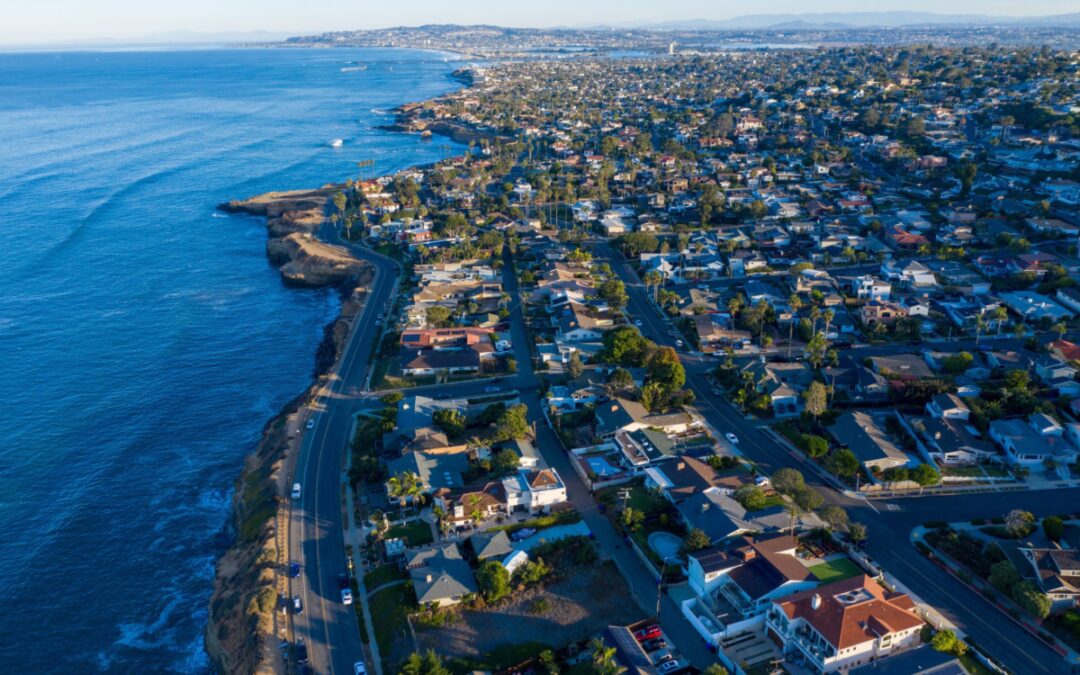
left=206, top=189, right=373, bottom=674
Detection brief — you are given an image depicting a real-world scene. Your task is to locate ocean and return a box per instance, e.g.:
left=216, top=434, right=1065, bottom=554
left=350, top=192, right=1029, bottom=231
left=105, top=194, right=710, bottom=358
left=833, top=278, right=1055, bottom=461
left=0, top=47, right=464, bottom=673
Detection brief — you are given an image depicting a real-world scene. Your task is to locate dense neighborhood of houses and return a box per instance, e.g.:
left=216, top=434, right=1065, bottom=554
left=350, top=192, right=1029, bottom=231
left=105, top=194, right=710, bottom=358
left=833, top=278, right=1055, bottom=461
left=311, top=38, right=1080, bottom=675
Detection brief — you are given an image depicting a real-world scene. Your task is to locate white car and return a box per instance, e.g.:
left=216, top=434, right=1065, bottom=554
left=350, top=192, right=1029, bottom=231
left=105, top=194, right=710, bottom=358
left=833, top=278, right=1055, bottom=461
left=634, top=319, right=643, bottom=327
left=674, top=339, right=684, bottom=347
left=725, top=432, right=739, bottom=445
left=341, top=588, right=354, bottom=605
left=291, top=483, right=302, bottom=499
left=354, top=662, right=367, bottom=675
left=305, top=419, right=315, bottom=430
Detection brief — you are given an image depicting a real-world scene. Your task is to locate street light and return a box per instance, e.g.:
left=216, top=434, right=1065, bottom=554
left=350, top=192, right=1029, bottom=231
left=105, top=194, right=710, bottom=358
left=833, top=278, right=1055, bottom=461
left=656, top=554, right=681, bottom=619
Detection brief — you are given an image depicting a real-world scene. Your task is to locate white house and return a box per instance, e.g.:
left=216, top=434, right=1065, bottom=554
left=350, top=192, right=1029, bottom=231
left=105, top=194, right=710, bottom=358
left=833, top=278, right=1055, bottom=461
left=850, top=275, right=891, bottom=301
left=765, top=576, right=924, bottom=674
left=502, top=469, right=568, bottom=514
left=687, top=535, right=818, bottom=616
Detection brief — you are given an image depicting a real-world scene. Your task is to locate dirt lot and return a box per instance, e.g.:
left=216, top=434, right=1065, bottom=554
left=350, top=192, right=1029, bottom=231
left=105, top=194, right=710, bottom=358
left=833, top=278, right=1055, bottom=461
left=417, top=561, right=645, bottom=663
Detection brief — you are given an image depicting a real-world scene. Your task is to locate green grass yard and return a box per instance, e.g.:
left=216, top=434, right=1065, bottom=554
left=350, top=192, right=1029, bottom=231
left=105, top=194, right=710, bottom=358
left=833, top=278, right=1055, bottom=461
left=808, top=557, right=863, bottom=584
left=369, top=583, right=418, bottom=671
left=363, top=563, right=408, bottom=589
left=385, top=519, right=434, bottom=547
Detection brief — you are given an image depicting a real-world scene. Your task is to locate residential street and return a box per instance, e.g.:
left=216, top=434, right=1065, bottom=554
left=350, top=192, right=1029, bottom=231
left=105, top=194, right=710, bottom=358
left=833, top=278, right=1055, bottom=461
left=596, top=240, right=1077, bottom=675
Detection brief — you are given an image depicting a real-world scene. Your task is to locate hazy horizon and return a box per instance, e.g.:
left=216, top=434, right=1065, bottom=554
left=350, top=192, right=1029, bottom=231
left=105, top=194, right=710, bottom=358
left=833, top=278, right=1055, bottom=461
left=2, top=1, right=1076, bottom=46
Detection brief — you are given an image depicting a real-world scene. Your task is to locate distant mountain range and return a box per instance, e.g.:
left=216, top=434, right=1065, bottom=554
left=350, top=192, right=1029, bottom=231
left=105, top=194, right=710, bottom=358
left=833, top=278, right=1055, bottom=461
left=634, top=12, right=1080, bottom=30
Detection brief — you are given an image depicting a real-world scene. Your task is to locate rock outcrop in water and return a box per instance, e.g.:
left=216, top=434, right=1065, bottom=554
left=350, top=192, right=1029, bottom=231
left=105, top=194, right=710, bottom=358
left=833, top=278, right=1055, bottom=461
left=219, top=188, right=369, bottom=288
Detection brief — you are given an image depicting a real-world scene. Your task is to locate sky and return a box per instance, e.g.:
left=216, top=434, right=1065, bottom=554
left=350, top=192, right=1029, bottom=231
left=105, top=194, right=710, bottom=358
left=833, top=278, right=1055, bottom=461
left=0, top=0, right=1073, bottom=45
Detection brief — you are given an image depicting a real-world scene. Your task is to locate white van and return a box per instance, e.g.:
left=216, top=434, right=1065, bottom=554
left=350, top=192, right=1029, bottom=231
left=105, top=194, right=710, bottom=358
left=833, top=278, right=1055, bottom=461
left=291, top=483, right=302, bottom=499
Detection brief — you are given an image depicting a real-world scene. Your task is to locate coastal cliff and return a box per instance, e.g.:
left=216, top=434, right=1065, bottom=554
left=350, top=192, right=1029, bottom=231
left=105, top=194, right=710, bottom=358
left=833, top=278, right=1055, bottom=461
left=220, top=189, right=370, bottom=287
left=207, top=194, right=374, bottom=674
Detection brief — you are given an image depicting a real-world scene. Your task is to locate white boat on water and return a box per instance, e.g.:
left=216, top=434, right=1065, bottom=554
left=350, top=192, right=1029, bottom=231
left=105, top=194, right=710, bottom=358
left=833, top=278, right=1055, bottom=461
left=329, top=139, right=344, bottom=148
left=340, top=65, right=367, bottom=72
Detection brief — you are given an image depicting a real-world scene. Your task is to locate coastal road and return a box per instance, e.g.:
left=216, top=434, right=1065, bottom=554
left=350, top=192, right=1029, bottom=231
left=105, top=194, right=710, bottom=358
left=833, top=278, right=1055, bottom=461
left=596, top=241, right=1073, bottom=675
left=289, top=235, right=398, bottom=675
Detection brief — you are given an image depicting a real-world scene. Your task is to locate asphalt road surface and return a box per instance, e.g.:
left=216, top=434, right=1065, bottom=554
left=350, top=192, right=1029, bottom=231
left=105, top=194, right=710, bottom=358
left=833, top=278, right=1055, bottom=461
left=288, top=230, right=398, bottom=675
left=597, top=240, right=1076, bottom=675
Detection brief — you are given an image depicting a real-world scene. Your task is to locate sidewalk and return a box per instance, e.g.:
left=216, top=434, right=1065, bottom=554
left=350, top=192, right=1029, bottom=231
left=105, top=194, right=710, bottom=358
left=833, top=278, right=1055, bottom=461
left=912, top=525, right=1080, bottom=668
left=344, top=441, right=384, bottom=675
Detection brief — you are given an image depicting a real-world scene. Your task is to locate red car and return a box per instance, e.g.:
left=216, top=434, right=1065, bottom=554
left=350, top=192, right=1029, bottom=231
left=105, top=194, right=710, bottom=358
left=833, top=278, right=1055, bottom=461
left=633, top=624, right=661, bottom=642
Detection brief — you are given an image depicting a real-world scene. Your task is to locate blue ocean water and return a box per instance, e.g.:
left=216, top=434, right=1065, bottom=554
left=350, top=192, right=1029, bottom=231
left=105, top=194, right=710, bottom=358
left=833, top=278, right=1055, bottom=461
left=0, top=48, right=464, bottom=673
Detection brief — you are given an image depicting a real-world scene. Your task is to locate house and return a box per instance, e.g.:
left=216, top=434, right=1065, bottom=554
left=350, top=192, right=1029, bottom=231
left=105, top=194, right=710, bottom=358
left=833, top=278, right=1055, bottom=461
left=694, top=314, right=752, bottom=352
left=676, top=488, right=789, bottom=544
left=918, top=416, right=996, bottom=466
left=869, top=354, right=934, bottom=381
left=687, top=535, right=819, bottom=615
left=387, top=450, right=470, bottom=494
left=998, top=291, right=1073, bottom=323
left=1019, top=548, right=1080, bottom=612
left=860, top=301, right=906, bottom=327
left=925, top=393, right=970, bottom=421
left=828, top=411, right=910, bottom=473
left=468, top=530, right=513, bottom=561
left=555, top=302, right=615, bottom=342
left=433, top=481, right=507, bottom=525
left=401, top=347, right=486, bottom=376
left=502, top=468, right=568, bottom=514
left=742, top=360, right=814, bottom=418
left=406, top=543, right=477, bottom=607
left=595, top=397, right=692, bottom=438
left=849, top=275, right=891, bottom=302
left=613, top=428, right=676, bottom=468
left=988, top=417, right=1079, bottom=467
left=881, top=260, right=935, bottom=288
left=765, top=575, right=924, bottom=674
left=645, top=455, right=755, bottom=503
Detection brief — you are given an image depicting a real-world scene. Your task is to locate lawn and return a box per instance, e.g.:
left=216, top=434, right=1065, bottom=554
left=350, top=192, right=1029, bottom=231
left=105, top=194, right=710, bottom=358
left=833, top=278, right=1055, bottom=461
left=941, top=466, right=986, bottom=478
left=385, top=519, right=434, bottom=547
left=749, top=493, right=786, bottom=511
left=364, top=563, right=408, bottom=589
left=808, top=557, right=863, bottom=583
left=369, top=583, right=419, bottom=671
left=959, top=653, right=998, bottom=675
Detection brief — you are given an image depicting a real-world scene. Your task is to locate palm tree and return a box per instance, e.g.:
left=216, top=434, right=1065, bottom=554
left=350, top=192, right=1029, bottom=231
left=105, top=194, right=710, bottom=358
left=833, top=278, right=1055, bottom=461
left=643, top=270, right=663, bottom=304
left=786, top=503, right=802, bottom=536
left=823, top=308, right=835, bottom=341
left=810, top=306, right=822, bottom=336
left=787, top=294, right=803, bottom=359
left=994, top=306, right=1008, bottom=336
left=974, top=313, right=985, bottom=348
left=387, top=471, right=422, bottom=519
left=589, top=638, right=624, bottom=675
left=466, top=494, right=485, bottom=527
left=431, top=505, right=449, bottom=536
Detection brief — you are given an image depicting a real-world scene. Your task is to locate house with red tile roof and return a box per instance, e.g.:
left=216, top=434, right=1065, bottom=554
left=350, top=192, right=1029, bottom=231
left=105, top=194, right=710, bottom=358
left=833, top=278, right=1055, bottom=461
left=765, top=575, right=924, bottom=673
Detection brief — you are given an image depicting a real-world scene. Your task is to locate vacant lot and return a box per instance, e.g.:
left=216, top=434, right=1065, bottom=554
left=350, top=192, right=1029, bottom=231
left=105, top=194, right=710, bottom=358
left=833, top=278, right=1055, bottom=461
left=417, top=561, right=644, bottom=668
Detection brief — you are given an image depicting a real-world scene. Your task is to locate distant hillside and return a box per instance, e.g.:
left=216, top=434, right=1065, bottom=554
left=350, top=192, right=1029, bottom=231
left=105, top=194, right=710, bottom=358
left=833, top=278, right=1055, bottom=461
left=646, top=12, right=1080, bottom=30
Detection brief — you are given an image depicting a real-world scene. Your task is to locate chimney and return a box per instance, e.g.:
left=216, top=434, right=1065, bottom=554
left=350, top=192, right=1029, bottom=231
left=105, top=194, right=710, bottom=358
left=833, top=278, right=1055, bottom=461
left=425, top=574, right=433, bottom=583
left=611, top=404, right=618, bottom=412
left=677, top=461, right=686, bottom=470
left=811, top=594, right=822, bottom=610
